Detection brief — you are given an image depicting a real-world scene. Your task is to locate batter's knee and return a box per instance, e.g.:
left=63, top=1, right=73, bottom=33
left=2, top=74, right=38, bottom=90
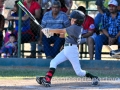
left=50, top=59, right=57, bottom=69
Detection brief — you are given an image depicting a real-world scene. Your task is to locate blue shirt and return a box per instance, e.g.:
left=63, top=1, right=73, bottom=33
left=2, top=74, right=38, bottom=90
left=11, top=12, right=30, bottom=32
left=101, top=12, right=120, bottom=37
left=41, top=10, right=70, bottom=29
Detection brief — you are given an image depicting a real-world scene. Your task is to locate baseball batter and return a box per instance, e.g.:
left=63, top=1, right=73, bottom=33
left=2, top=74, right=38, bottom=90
left=36, top=10, right=99, bottom=87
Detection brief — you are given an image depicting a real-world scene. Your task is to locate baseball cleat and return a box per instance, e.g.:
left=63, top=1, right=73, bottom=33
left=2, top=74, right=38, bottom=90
left=36, top=76, right=51, bottom=87
left=92, top=76, right=100, bottom=85
left=36, top=76, right=43, bottom=84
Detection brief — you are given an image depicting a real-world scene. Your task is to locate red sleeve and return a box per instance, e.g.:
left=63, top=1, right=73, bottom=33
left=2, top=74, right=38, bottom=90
left=23, top=2, right=27, bottom=7
left=34, top=2, right=41, bottom=10
left=23, top=1, right=41, bottom=15
left=31, top=2, right=41, bottom=15
left=88, top=16, right=95, bottom=31
left=82, top=15, right=95, bottom=31
left=23, top=1, right=40, bottom=9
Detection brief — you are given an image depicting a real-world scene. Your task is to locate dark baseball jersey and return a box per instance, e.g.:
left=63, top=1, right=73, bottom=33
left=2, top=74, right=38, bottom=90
left=65, top=24, right=82, bottom=44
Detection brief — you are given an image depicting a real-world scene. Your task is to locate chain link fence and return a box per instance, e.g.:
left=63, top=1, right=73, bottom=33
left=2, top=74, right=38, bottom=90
left=0, top=0, right=118, bottom=60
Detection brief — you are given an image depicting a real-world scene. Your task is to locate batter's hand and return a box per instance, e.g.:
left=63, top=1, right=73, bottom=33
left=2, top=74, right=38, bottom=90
left=41, top=28, right=54, bottom=38
left=41, top=28, right=49, bottom=38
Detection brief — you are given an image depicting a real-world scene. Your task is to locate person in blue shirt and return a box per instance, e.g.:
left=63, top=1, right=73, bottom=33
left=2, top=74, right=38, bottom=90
left=7, top=1, right=34, bottom=43
left=39, top=0, right=70, bottom=58
left=95, top=0, right=120, bottom=35
left=95, top=0, right=120, bottom=60
left=0, top=33, right=17, bottom=58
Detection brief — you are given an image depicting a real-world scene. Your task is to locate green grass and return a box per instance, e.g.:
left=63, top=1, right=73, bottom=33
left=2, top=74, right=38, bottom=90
left=0, top=66, right=120, bottom=79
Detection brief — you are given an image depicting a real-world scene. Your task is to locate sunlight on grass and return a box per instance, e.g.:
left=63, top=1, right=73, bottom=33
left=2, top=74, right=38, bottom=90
left=0, top=66, right=119, bottom=80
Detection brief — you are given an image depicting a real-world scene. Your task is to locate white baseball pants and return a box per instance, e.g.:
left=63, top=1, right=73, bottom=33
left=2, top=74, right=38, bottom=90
left=50, top=45, right=86, bottom=77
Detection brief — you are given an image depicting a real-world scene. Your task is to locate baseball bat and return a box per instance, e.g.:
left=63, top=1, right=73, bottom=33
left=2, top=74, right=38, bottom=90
left=17, top=1, right=43, bottom=29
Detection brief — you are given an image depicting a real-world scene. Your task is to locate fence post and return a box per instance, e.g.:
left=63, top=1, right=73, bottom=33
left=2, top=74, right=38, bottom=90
left=17, top=0, right=22, bottom=58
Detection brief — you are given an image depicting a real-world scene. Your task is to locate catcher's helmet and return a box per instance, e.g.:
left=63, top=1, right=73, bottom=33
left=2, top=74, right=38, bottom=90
left=70, top=10, right=85, bottom=21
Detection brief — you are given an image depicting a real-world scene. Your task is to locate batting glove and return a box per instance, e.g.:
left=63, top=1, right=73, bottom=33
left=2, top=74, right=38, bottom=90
left=42, top=28, right=50, bottom=38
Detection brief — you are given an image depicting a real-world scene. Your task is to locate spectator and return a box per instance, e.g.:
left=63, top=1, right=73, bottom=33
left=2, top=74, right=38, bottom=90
left=95, top=0, right=120, bottom=34
left=77, top=6, right=96, bottom=60
left=0, top=14, right=5, bottom=53
left=24, top=0, right=43, bottom=58
left=7, top=1, right=34, bottom=43
left=37, top=0, right=72, bottom=29
left=95, top=0, right=120, bottom=60
left=0, top=0, right=5, bottom=15
left=0, top=33, right=17, bottom=58
left=40, top=0, right=70, bottom=58
left=4, top=20, right=14, bottom=44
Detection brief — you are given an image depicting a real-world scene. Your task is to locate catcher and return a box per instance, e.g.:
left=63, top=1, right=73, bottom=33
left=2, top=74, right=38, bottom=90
left=36, top=10, right=100, bottom=87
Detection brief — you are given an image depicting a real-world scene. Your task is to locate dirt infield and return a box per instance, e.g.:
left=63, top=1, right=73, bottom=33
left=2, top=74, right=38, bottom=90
left=0, top=78, right=120, bottom=90
left=0, top=66, right=120, bottom=90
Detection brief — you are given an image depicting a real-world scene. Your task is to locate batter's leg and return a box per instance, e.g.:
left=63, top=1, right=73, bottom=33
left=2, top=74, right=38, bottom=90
left=36, top=49, right=68, bottom=87
left=64, top=46, right=99, bottom=85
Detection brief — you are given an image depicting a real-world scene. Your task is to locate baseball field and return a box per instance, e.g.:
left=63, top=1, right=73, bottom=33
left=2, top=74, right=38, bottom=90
left=0, top=66, right=120, bottom=90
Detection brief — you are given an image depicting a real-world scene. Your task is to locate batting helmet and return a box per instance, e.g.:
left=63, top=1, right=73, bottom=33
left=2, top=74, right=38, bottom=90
left=70, top=10, right=85, bottom=21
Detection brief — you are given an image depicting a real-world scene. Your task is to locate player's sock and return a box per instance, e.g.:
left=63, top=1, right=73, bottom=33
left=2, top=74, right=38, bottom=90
left=85, top=72, right=96, bottom=79
left=45, top=68, right=55, bottom=82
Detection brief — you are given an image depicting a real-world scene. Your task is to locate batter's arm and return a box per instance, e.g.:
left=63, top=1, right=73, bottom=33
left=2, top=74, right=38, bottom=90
left=49, top=29, right=66, bottom=34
